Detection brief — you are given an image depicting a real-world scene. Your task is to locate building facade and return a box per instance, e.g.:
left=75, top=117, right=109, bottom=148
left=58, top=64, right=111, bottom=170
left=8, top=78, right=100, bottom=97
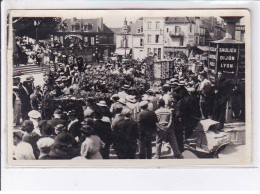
left=115, top=17, right=222, bottom=60
left=52, top=17, right=115, bottom=62
left=143, top=17, right=165, bottom=59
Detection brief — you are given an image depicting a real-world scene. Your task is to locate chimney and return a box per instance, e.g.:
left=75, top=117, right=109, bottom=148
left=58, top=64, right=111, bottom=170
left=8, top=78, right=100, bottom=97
left=221, top=16, right=243, bottom=39
left=98, top=17, right=103, bottom=32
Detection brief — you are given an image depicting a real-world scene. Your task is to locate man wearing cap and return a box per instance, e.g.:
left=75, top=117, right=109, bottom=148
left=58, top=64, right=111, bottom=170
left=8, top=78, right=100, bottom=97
left=137, top=101, right=158, bottom=159
left=113, top=109, right=139, bottom=159
left=37, top=137, right=55, bottom=159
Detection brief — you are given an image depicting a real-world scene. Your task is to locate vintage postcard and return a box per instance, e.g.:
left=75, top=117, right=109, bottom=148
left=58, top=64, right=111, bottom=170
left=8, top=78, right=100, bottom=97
left=5, top=9, right=251, bottom=167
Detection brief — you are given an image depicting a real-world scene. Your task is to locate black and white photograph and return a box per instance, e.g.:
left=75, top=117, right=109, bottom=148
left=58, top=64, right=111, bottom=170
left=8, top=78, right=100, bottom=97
left=6, top=9, right=251, bottom=166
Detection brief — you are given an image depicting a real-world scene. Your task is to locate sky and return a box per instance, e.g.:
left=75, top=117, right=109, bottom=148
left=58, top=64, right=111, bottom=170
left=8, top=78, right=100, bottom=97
left=12, top=10, right=246, bottom=28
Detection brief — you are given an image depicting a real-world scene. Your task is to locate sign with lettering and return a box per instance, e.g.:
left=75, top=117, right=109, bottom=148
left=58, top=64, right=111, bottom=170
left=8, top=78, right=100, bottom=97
left=218, top=45, right=238, bottom=73
left=235, top=25, right=245, bottom=32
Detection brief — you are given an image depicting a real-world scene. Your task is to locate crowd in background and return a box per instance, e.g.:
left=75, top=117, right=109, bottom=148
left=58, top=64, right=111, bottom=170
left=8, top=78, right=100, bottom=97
left=13, top=39, right=245, bottom=160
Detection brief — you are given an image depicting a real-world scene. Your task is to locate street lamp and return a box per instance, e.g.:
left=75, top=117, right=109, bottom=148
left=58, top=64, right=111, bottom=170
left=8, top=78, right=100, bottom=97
left=123, top=18, right=128, bottom=58
left=34, top=19, right=40, bottom=43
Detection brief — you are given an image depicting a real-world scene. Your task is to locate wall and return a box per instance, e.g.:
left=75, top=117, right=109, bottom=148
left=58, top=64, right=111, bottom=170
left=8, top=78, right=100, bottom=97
left=143, top=17, right=165, bottom=59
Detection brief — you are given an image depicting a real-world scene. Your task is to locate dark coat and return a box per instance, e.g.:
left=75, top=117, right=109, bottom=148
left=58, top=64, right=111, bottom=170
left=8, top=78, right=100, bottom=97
left=113, top=118, right=139, bottom=150
left=93, top=120, right=113, bottom=145
left=67, top=120, right=81, bottom=139
left=137, top=109, right=158, bottom=137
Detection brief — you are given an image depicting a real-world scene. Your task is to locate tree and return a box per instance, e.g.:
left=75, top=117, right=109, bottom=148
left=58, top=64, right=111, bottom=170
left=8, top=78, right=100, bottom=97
left=12, top=17, right=61, bottom=40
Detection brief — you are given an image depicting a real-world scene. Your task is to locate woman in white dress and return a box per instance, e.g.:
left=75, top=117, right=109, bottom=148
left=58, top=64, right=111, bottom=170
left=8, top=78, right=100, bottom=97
left=80, top=125, right=105, bottom=159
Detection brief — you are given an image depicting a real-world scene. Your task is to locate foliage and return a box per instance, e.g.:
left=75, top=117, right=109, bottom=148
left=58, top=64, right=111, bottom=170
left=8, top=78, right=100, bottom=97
left=13, top=17, right=61, bottom=40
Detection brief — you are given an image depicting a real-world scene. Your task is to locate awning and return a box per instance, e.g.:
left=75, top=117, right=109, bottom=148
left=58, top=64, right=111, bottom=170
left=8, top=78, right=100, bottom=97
left=115, top=48, right=130, bottom=56
left=196, top=46, right=209, bottom=52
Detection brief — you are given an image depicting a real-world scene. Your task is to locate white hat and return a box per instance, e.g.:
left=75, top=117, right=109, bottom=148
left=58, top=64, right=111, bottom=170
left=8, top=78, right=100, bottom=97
left=126, top=95, right=136, bottom=103
left=96, top=100, right=107, bottom=107
left=36, top=137, right=54, bottom=150
left=141, top=94, right=149, bottom=101
left=28, top=110, right=41, bottom=119
left=139, top=101, right=149, bottom=108
left=101, top=116, right=111, bottom=123
left=118, top=98, right=126, bottom=105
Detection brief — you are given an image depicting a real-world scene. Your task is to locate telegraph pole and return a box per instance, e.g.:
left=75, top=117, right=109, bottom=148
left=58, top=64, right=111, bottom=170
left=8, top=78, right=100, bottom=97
left=123, top=17, right=127, bottom=58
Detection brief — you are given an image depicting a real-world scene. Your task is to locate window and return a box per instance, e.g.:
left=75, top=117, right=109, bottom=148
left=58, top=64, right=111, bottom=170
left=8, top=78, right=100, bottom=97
left=148, top=34, right=151, bottom=43
left=88, top=24, right=93, bottom=30
left=158, top=48, right=161, bottom=59
left=154, top=48, right=158, bottom=55
left=148, top=21, right=152, bottom=29
left=91, top=37, right=95, bottom=45
left=180, top=38, right=183, bottom=46
left=175, top=26, right=180, bottom=33
left=190, top=24, right=192, bottom=33
left=156, top=21, right=160, bottom=29
left=84, top=37, right=88, bottom=42
left=138, top=29, right=141, bottom=33
left=155, top=35, right=159, bottom=43
left=147, top=48, right=151, bottom=55
left=167, top=28, right=169, bottom=32
left=141, top=26, right=143, bottom=32
left=75, top=25, right=80, bottom=31
left=140, top=39, right=143, bottom=46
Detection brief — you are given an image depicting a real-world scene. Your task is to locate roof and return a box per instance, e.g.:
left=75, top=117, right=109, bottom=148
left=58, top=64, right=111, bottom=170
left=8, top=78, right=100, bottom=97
left=110, top=28, right=122, bottom=35
left=211, top=38, right=244, bottom=44
left=165, top=17, right=195, bottom=24
left=103, top=24, right=114, bottom=34
left=130, top=18, right=143, bottom=34
left=61, top=18, right=113, bottom=34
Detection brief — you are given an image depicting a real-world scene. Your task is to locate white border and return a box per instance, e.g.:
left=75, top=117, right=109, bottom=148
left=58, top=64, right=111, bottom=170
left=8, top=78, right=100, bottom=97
left=1, top=0, right=260, bottom=190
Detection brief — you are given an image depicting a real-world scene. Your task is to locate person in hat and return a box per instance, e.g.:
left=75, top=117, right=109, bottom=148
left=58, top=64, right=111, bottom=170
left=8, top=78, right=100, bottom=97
left=13, top=130, right=35, bottom=160
left=13, top=86, right=22, bottom=126
left=96, top=100, right=112, bottom=119
left=113, top=109, right=139, bottom=159
left=212, top=71, right=233, bottom=130
left=146, top=89, right=159, bottom=111
left=37, top=137, right=55, bottom=159
left=19, top=81, right=32, bottom=121
left=83, top=98, right=96, bottom=118
left=30, top=85, right=42, bottom=110
left=92, top=111, right=113, bottom=159
left=154, top=99, right=182, bottom=159
left=45, top=132, right=79, bottom=160
left=80, top=125, right=104, bottom=159
left=21, top=120, right=41, bottom=159
left=48, top=109, right=66, bottom=132
left=111, top=103, right=124, bottom=131
left=109, top=94, right=120, bottom=116
left=125, top=95, right=138, bottom=119
left=118, top=85, right=129, bottom=99
left=67, top=110, right=81, bottom=139
left=137, top=101, right=158, bottom=159
left=28, top=110, right=42, bottom=136
left=198, top=71, right=213, bottom=119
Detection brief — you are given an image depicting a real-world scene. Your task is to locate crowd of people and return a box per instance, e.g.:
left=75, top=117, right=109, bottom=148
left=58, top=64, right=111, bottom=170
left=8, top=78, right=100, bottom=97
left=13, top=43, right=245, bottom=160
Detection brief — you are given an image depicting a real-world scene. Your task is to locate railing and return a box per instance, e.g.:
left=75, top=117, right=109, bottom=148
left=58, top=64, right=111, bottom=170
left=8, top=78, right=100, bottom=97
left=169, top=31, right=184, bottom=37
